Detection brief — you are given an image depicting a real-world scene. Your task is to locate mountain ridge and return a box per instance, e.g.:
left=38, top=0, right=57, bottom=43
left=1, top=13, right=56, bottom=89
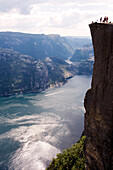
left=0, top=32, right=73, bottom=60
left=0, top=31, right=90, bottom=60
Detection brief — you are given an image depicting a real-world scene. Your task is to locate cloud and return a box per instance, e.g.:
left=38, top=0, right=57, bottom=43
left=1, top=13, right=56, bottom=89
left=0, top=0, right=112, bottom=14
left=0, top=0, right=113, bottom=36
left=0, top=0, right=38, bottom=14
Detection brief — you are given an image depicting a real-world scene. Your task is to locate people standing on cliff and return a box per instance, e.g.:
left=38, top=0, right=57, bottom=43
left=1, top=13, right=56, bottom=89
left=100, top=17, right=102, bottom=23
left=103, top=16, right=106, bottom=22
left=103, top=16, right=108, bottom=23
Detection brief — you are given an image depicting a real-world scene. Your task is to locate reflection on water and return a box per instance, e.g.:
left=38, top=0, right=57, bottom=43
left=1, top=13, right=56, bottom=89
left=0, top=76, right=91, bottom=170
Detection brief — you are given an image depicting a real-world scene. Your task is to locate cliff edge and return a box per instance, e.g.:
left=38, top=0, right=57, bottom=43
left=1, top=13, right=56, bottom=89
left=84, top=23, right=113, bottom=169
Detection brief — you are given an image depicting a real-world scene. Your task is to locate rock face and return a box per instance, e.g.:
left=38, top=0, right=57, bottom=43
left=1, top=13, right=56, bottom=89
left=84, top=23, right=113, bottom=169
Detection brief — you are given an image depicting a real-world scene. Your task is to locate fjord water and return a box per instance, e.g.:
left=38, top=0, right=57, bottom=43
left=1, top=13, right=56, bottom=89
left=0, top=76, right=91, bottom=170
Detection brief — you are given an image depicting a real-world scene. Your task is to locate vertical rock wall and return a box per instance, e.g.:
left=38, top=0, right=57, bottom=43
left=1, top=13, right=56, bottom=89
left=84, top=23, right=113, bottom=170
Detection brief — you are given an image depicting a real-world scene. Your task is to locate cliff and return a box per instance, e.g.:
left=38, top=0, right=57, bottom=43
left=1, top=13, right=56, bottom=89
left=84, top=23, right=113, bottom=169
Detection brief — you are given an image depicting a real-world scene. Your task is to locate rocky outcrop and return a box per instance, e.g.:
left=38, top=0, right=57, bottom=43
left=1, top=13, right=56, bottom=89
left=84, top=23, right=113, bottom=169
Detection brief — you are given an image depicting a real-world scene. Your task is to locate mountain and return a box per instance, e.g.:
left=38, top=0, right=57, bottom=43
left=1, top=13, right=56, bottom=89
left=77, top=60, right=94, bottom=75
left=0, top=32, right=93, bottom=96
left=69, top=43, right=94, bottom=75
left=70, top=43, right=94, bottom=62
left=84, top=23, right=113, bottom=169
left=0, top=32, right=92, bottom=61
left=64, top=36, right=91, bottom=50
left=0, top=32, right=73, bottom=60
left=0, top=48, right=77, bottom=97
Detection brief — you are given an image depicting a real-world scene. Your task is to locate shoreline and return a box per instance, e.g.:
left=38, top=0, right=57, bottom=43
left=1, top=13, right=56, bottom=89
left=0, top=75, right=92, bottom=98
left=0, top=80, right=67, bottom=98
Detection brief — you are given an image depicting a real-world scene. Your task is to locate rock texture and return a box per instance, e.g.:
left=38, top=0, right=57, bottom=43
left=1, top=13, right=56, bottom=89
left=84, top=23, right=113, bottom=169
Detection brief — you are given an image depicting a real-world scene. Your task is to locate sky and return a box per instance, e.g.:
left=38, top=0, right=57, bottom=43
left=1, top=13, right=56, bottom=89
left=0, top=0, right=113, bottom=36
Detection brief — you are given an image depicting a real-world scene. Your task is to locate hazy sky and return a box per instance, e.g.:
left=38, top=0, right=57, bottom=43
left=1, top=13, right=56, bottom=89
left=0, top=0, right=112, bottom=36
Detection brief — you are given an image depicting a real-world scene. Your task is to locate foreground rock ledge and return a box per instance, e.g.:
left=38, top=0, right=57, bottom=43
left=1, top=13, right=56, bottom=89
left=84, top=23, right=113, bottom=170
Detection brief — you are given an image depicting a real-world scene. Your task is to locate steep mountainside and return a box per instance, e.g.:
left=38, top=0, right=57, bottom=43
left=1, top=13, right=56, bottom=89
left=84, top=23, right=113, bottom=169
left=70, top=44, right=94, bottom=62
left=0, top=32, right=73, bottom=60
left=0, top=48, right=77, bottom=97
left=77, top=60, right=94, bottom=75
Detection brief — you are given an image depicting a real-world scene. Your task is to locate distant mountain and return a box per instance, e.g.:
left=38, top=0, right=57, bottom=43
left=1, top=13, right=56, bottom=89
left=0, top=32, right=73, bottom=60
left=64, top=36, right=91, bottom=50
left=0, top=32, right=91, bottom=61
left=77, top=60, right=94, bottom=75
left=0, top=32, right=94, bottom=96
left=0, top=48, right=77, bottom=97
left=69, top=44, right=94, bottom=75
left=70, top=44, right=94, bottom=62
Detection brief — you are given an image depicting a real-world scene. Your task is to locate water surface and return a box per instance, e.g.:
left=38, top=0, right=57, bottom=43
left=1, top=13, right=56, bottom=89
left=0, top=76, right=91, bottom=170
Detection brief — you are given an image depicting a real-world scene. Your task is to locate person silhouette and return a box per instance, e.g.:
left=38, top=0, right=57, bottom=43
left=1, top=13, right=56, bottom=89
left=100, top=17, right=102, bottom=23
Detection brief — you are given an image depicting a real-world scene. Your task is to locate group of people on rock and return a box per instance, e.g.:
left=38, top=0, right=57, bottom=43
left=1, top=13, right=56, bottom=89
left=100, top=16, right=108, bottom=23
left=92, top=16, right=111, bottom=24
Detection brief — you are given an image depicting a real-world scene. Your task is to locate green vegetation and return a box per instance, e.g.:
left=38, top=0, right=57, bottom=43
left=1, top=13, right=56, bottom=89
left=47, top=136, right=86, bottom=170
